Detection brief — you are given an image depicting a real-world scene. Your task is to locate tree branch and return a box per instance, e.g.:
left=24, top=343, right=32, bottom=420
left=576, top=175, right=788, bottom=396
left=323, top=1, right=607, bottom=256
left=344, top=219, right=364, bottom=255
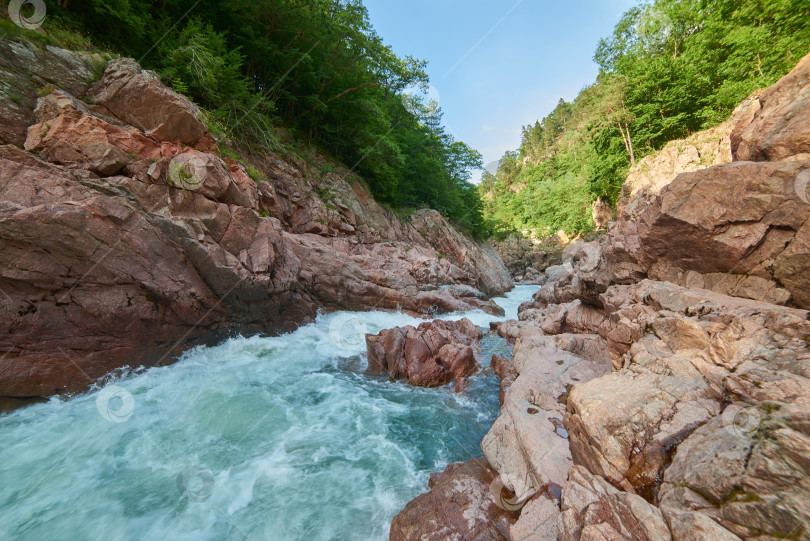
left=326, top=81, right=379, bottom=103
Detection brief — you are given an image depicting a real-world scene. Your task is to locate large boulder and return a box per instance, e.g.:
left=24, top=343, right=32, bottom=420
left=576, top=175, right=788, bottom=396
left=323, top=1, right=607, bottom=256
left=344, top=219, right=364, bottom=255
left=365, top=318, right=482, bottom=388
left=731, top=51, right=810, bottom=162
left=558, top=466, right=672, bottom=541
left=658, top=403, right=810, bottom=540
left=88, top=58, right=214, bottom=148
left=23, top=90, right=161, bottom=175
left=605, top=160, right=810, bottom=308
left=389, top=458, right=518, bottom=541
left=621, top=90, right=761, bottom=218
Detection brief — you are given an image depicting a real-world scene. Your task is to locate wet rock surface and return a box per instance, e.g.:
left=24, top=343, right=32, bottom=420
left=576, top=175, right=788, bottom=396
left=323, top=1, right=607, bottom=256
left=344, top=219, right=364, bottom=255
left=389, top=457, right=518, bottom=541
left=0, top=40, right=512, bottom=398
left=365, top=318, right=482, bottom=388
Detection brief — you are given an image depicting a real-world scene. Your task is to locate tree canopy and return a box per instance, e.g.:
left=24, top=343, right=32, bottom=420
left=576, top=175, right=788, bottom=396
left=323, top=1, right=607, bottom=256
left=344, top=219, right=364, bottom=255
left=482, top=0, right=810, bottom=237
left=44, top=0, right=488, bottom=236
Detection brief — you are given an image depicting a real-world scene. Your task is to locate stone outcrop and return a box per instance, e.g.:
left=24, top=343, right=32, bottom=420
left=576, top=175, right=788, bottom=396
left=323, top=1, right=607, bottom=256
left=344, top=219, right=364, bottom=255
left=365, top=318, right=482, bottom=388
left=492, top=235, right=564, bottom=284
left=0, top=38, right=512, bottom=398
left=394, top=51, right=810, bottom=540
left=602, top=52, right=810, bottom=310
left=87, top=58, right=214, bottom=149
left=567, top=280, right=809, bottom=499
left=481, top=326, right=612, bottom=503
left=605, top=160, right=809, bottom=308
left=731, top=52, right=810, bottom=162
left=482, top=267, right=810, bottom=540
left=0, top=39, right=106, bottom=146
left=621, top=90, right=760, bottom=216
left=389, top=458, right=518, bottom=541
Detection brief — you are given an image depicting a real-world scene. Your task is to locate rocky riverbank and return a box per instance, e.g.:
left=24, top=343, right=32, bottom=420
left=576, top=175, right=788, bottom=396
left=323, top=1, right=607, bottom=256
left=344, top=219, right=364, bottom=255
left=392, top=52, right=810, bottom=540
left=0, top=38, right=512, bottom=399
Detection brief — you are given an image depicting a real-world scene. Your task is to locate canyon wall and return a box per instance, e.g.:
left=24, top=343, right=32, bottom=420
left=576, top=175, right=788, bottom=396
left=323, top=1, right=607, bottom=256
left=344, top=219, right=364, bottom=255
left=393, top=52, right=810, bottom=541
left=0, top=39, right=512, bottom=398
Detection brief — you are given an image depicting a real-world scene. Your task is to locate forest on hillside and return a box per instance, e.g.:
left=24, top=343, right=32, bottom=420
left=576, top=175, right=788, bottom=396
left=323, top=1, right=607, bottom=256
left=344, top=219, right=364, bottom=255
left=33, top=0, right=488, bottom=236
left=481, top=0, right=810, bottom=236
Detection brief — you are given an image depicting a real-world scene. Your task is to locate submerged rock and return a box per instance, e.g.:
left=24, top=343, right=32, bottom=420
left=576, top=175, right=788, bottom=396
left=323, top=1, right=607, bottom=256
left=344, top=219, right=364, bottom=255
left=365, top=318, right=482, bottom=388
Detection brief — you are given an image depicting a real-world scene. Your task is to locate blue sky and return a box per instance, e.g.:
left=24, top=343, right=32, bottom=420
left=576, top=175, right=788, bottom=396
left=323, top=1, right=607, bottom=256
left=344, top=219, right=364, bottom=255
left=363, top=0, right=639, bottom=182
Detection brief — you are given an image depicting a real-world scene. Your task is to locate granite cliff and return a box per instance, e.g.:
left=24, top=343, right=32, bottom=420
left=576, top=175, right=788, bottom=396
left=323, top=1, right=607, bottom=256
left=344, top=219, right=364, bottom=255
left=392, top=51, right=810, bottom=541
left=0, top=39, right=512, bottom=399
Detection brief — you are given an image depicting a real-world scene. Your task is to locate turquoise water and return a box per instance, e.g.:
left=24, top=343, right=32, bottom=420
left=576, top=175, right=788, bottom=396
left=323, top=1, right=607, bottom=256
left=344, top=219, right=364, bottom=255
left=0, top=286, right=538, bottom=540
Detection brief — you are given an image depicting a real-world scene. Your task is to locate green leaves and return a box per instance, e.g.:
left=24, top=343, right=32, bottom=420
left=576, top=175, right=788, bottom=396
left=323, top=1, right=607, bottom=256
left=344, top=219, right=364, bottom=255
left=484, top=0, right=810, bottom=238
left=47, top=0, right=486, bottom=235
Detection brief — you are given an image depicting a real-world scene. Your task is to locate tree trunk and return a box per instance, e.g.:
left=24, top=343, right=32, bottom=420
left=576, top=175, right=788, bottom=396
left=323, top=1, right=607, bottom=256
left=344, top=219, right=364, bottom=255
left=617, top=122, right=636, bottom=165
left=617, top=123, right=631, bottom=159
left=625, top=122, right=636, bottom=165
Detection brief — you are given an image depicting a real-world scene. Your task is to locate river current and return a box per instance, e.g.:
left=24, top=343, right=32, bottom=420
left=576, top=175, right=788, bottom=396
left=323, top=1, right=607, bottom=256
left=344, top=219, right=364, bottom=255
left=0, top=285, right=539, bottom=540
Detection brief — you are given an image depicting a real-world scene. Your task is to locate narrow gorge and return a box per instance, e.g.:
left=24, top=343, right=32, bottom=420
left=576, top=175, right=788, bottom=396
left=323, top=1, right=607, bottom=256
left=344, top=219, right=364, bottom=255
left=1, top=2, right=810, bottom=541
left=391, top=51, right=810, bottom=541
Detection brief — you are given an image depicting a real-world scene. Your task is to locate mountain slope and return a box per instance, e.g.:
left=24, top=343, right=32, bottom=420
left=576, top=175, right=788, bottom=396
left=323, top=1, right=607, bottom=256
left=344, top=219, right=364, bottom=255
left=0, top=39, right=512, bottom=398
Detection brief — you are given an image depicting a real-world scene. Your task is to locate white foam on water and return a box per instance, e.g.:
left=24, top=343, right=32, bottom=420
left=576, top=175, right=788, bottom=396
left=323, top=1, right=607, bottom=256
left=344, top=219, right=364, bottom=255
left=0, top=285, right=538, bottom=540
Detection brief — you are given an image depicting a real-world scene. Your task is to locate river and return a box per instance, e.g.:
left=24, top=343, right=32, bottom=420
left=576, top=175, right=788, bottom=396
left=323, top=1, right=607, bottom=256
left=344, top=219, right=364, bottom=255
left=0, top=285, right=539, bottom=540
